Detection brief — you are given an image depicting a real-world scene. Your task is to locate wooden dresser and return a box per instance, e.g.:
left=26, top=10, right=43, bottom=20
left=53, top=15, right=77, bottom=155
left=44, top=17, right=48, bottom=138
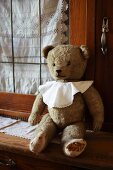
left=0, top=92, right=113, bottom=170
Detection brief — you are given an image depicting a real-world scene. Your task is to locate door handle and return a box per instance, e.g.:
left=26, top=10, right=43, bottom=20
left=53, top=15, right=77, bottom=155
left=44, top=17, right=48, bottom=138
left=101, top=17, right=109, bottom=55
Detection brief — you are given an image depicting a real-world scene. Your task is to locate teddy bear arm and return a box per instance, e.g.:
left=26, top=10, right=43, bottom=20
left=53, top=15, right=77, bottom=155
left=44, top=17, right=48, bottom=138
left=28, top=93, right=46, bottom=125
left=83, top=85, right=104, bottom=131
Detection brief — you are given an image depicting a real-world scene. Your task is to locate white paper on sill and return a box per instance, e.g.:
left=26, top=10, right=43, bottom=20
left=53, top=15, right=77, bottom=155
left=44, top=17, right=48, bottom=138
left=0, top=116, right=61, bottom=144
left=0, top=116, right=20, bottom=129
left=0, top=116, right=37, bottom=140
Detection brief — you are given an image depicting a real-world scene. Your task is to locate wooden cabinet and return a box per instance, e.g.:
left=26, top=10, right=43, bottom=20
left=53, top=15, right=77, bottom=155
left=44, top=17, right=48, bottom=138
left=0, top=92, right=113, bottom=170
left=95, top=0, right=113, bottom=129
left=1, top=131, right=113, bottom=170
left=70, top=0, right=113, bottom=131
left=0, top=149, right=75, bottom=170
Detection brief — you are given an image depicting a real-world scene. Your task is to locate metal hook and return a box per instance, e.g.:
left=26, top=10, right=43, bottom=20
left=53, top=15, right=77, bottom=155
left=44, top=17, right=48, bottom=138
left=101, top=17, right=109, bottom=55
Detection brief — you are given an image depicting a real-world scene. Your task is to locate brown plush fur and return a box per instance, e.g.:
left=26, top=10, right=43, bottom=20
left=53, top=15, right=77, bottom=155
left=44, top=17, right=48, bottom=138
left=28, top=45, right=104, bottom=157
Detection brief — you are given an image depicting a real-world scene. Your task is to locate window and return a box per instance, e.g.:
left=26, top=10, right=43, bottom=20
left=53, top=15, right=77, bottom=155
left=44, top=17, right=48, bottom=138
left=0, top=0, right=69, bottom=94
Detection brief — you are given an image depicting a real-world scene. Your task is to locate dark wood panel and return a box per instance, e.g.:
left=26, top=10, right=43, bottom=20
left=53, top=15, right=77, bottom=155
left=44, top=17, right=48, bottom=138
left=70, top=0, right=113, bottom=128
left=0, top=132, right=113, bottom=170
left=0, top=152, right=75, bottom=170
left=70, top=0, right=87, bottom=45
left=85, top=0, right=96, bottom=80
left=95, top=0, right=113, bottom=123
left=70, top=0, right=96, bottom=80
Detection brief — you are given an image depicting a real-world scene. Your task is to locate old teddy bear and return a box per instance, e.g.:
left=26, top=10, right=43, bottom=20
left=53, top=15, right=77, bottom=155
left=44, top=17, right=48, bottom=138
left=28, top=45, right=104, bottom=157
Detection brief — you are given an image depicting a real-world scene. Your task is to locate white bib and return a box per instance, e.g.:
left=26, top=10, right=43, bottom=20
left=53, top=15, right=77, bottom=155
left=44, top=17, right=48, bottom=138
left=38, top=81, right=93, bottom=108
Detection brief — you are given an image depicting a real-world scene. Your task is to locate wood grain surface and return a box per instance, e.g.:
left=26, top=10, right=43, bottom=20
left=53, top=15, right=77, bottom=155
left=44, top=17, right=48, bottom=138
left=0, top=92, right=113, bottom=169
left=0, top=132, right=113, bottom=170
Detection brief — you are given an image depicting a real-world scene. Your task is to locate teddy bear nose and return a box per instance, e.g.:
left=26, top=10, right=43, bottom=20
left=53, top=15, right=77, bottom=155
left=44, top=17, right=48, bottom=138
left=56, top=70, right=62, bottom=74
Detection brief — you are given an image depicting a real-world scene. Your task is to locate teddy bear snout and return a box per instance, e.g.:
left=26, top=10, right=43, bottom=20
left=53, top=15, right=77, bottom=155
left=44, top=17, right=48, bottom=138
left=56, top=69, right=62, bottom=74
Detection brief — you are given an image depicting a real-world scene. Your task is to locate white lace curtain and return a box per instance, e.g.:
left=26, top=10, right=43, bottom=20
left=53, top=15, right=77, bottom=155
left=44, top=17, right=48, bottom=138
left=0, top=0, right=69, bottom=94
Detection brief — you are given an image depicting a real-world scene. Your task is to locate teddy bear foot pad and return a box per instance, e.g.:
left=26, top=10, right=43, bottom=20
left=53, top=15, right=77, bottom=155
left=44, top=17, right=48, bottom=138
left=63, top=139, right=87, bottom=157
left=29, top=131, right=46, bottom=153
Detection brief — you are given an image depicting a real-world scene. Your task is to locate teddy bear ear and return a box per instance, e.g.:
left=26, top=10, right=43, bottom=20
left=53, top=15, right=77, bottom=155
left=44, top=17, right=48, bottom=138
left=80, top=45, right=89, bottom=59
left=42, top=45, right=54, bottom=58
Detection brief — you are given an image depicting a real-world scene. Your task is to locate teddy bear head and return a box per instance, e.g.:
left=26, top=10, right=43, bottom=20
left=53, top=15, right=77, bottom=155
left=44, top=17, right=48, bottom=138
left=43, top=45, right=89, bottom=81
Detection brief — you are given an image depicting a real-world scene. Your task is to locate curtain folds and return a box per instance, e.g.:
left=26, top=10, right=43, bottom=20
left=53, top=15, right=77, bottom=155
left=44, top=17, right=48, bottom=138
left=0, top=0, right=69, bottom=94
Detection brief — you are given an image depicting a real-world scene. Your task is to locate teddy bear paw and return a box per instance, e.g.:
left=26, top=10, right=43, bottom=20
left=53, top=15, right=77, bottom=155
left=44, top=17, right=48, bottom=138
left=29, top=131, right=46, bottom=153
left=63, top=139, right=87, bottom=157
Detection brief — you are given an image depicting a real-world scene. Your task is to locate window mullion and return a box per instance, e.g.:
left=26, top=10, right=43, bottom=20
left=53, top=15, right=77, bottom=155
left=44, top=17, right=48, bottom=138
left=11, top=0, right=15, bottom=92
left=39, top=0, right=42, bottom=85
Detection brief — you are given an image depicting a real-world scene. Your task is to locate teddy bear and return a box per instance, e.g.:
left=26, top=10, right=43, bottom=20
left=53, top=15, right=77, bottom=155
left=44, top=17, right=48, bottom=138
left=28, top=45, right=104, bottom=157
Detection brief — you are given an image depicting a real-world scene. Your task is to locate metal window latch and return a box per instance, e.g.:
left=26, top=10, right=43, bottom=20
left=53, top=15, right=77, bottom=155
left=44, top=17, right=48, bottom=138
left=101, top=17, right=109, bottom=55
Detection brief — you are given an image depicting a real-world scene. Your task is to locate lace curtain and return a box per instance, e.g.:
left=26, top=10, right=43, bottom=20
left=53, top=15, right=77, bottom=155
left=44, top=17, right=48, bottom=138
left=0, top=0, right=69, bottom=94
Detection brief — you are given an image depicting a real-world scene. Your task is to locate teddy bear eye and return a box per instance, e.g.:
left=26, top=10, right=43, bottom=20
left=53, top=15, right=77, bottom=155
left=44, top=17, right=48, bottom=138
left=53, top=63, right=55, bottom=66
left=67, top=61, right=71, bottom=66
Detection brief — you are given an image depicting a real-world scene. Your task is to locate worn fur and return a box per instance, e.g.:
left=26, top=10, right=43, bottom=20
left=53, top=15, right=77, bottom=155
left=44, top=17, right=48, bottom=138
left=28, top=45, right=104, bottom=157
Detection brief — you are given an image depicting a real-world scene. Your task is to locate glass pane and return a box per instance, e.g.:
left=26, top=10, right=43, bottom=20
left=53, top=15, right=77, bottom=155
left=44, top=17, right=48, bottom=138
left=0, top=0, right=69, bottom=94
left=12, top=0, right=40, bottom=64
left=0, top=0, right=12, bottom=62
left=41, top=0, right=69, bottom=49
left=0, top=63, right=13, bottom=92
left=12, top=0, right=69, bottom=64
left=14, top=64, right=41, bottom=94
left=41, top=64, right=53, bottom=85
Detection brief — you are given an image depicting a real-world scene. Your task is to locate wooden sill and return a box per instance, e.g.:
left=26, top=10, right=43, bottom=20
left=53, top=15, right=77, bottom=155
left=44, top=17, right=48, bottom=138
left=0, top=92, right=113, bottom=169
left=0, top=132, right=113, bottom=170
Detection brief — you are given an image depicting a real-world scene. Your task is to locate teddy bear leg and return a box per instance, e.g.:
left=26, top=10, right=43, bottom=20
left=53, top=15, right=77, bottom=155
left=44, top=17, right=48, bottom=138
left=61, top=122, right=86, bottom=157
left=29, top=113, right=57, bottom=153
